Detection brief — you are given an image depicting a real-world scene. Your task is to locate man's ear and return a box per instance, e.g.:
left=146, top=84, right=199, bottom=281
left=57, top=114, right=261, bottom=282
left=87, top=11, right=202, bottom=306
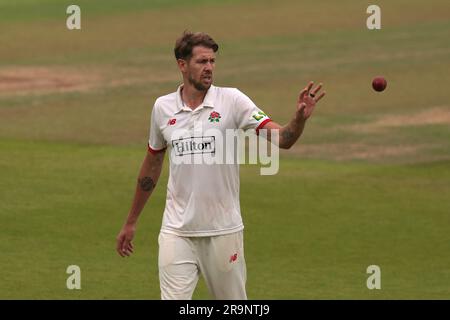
left=177, top=59, right=187, bottom=73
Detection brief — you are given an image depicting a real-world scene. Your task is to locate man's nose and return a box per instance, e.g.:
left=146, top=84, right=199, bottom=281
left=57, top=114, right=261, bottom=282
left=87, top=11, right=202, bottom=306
left=205, top=62, right=214, bottom=71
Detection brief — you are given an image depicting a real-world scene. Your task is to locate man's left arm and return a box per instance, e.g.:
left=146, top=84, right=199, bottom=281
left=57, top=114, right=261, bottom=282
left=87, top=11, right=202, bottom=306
left=261, top=81, right=325, bottom=149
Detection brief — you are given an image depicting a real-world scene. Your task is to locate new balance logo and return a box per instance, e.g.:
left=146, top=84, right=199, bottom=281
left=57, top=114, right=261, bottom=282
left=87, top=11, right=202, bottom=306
left=167, top=118, right=177, bottom=126
left=229, top=253, right=238, bottom=263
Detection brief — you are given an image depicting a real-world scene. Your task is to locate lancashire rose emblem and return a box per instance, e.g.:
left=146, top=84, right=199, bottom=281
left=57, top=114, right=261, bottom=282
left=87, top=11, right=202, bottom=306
left=208, top=111, right=221, bottom=123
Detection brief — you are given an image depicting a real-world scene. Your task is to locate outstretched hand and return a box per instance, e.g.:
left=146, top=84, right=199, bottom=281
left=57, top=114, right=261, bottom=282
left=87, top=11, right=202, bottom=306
left=296, top=81, right=326, bottom=122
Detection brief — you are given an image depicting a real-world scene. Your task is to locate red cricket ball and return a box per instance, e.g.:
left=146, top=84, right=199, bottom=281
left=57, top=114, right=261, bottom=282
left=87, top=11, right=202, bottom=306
left=372, top=76, right=387, bottom=92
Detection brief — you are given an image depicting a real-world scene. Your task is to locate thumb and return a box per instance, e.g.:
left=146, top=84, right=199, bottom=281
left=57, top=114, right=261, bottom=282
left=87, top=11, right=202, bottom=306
left=298, top=102, right=306, bottom=113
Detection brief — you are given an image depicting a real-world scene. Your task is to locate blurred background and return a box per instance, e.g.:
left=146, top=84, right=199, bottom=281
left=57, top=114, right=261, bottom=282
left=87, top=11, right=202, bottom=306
left=1, top=0, right=449, bottom=299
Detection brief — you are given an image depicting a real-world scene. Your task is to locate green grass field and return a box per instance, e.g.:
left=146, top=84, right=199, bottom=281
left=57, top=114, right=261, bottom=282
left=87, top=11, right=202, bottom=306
left=1, top=0, right=450, bottom=299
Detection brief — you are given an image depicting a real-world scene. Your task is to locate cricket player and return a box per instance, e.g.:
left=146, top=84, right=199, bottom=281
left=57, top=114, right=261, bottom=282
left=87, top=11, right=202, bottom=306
left=116, top=31, right=325, bottom=300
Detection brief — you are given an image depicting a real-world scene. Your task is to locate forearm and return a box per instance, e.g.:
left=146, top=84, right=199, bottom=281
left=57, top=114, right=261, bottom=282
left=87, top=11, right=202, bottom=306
left=263, top=115, right=306, bottom=149
left=124, top=151, right=165, bottom=226
left=278, top=117, right=306, bottom=149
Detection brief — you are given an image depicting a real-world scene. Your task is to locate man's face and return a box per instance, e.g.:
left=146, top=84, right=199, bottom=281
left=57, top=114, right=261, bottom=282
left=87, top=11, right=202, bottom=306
left=180, top=46, right=216, bottom=91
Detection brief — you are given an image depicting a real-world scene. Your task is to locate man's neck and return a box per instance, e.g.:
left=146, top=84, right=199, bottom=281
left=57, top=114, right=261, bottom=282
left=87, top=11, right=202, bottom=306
left=181, top=83, right=208, bottom=110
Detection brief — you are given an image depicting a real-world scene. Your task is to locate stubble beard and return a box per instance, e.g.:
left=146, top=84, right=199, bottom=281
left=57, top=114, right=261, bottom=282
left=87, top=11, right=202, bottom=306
left=188, top=74, right=212, bottom=91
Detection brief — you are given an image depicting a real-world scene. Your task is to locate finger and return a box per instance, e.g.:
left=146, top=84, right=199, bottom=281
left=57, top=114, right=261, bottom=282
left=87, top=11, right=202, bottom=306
left=127, top=242, right=134, bottom=253
left=306, top=81, right=314, bottom=94
left=298, top=88, right=308, bottom=102
left=121, top=238, right=130, bottom=256
left=116, top=237, right=125, bottom=257
left=311, top=83, right=322, bottom=95
left=315, top=91, right=326, bottom=102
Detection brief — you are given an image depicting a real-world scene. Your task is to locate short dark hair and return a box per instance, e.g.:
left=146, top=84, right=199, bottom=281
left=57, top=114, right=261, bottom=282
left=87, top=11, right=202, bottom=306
left=174, top=31, right=219, bottom=60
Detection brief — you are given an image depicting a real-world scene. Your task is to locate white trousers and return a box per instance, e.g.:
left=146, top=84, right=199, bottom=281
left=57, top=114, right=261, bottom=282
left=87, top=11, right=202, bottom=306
left=158, top=231, right=247, bottom=300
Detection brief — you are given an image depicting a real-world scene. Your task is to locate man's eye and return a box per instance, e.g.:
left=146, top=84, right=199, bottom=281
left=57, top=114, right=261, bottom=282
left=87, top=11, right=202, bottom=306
left=197, top=59, right=214, bottom=64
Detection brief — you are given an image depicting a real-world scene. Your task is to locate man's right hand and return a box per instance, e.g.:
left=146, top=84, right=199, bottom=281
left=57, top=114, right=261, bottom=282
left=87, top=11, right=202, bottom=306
left=116, top=224, right=136, bottom=257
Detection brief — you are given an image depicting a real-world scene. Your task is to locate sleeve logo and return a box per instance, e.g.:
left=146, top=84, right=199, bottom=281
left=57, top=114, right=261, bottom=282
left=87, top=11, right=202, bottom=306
left=252, top=111, right=268, bottom=121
